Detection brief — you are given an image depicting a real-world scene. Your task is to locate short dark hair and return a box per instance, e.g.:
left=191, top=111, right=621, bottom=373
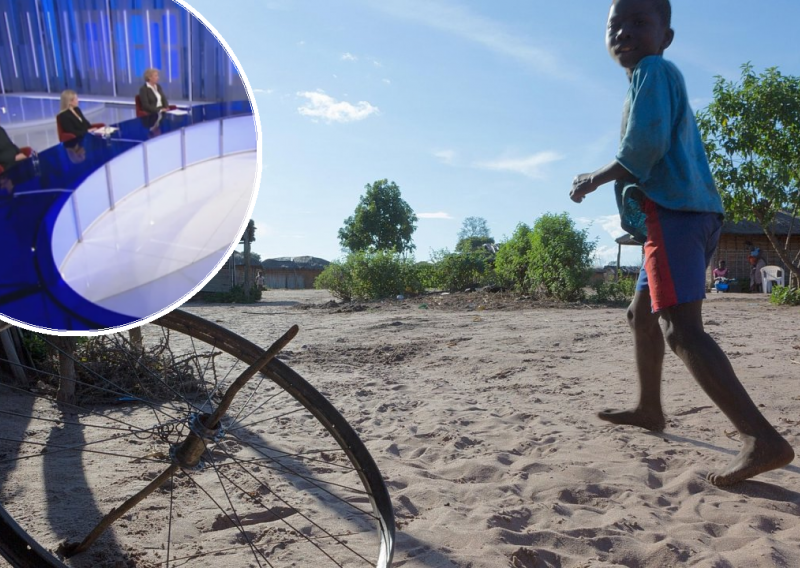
left=611, top=0, right=672, bottom=27
left=652, top=0, right=672, bottom=27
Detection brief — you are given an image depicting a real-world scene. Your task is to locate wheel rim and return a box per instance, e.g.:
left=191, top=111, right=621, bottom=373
left=0, top=310, right=395, bottom=567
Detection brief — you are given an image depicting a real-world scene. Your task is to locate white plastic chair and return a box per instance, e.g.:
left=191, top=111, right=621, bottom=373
left=760, top=265, right=785, bottom=293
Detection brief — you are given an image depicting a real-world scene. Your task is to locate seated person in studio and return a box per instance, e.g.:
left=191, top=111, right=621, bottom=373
left=57, top=90, right=101, bottom=138
left=0, top=125, right=30, bottom=172
left=63, top=138, right=87, bottom=165
left=139, top=68, right=171, bottom=114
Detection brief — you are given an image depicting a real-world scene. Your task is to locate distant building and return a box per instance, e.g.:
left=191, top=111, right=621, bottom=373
left=712, top=212, right=800, bottom=285
left=612, top=212, right=800, bottom=289
left=262, top=256, right=330, bottom=289
left=202, top=252, right=262, bottom=293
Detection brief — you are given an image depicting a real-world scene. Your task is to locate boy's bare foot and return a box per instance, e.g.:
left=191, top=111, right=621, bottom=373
left=707, top=433, right=795, bottom=486
left=597, top=408, right=666, bottom=432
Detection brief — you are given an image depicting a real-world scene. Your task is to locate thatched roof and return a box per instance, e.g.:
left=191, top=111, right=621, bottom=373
left=262, top=256, right=330, bottom=270
left=229, top=251, right=262, bottom=266
left=613, top=212, right=800, bottom=242
left=615, top=234, right=642, bottom=246
left=722, top=211, right=800, bottom=236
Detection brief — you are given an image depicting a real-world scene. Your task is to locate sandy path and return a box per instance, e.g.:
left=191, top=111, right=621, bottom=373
left=182, top=289, right=800, bottom=567
left=1, top=288, right=799, bottom=567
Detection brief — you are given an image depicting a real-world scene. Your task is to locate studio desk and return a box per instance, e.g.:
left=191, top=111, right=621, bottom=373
left=0, top=101, right=256, bottom=332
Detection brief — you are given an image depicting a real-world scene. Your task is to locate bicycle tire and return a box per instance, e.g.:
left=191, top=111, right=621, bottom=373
left=0, top=309, right=395, bottom=567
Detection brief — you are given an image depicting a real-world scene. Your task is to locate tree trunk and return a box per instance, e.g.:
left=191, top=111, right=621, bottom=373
left=129, top=327, right=143, bottom=349
left=0, top=328, right=26, bottom=384
left=244, top=228, right=252, bottom=291
left=762, top=229, right=800, bottom=286
left=54, top=337, right=78, bottom=406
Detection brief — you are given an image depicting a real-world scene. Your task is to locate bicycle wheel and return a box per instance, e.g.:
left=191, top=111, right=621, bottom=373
left=0, top=310, right=394, bottom=567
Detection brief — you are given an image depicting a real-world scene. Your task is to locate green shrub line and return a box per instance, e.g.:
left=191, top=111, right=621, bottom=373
left=193, top=284, right=263, bottom=304
left=316, top=212, right=603, bottom=303
left=769, top=285, right=800, bottom=306
left=590, top=277, right=637, bottom=305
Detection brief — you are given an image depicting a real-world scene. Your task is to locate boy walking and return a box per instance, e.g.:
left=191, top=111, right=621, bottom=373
left=571, top=0, right=793, bottom=485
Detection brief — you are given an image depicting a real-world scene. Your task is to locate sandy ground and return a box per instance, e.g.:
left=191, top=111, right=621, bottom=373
left=2, top=288, right=800, bottom=567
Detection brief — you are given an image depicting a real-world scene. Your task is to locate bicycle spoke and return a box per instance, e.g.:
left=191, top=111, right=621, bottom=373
left=215, top=444, right=371, bottom=566
left=0, top=433, right=172, bottom=465
left=0, top=311, right=393, bottom=567
left=166, top=472, right=174, bottom=568
left=229, top=406, right=307, bottom=432
left=224, top=433, right=376, bottom=519
left=186, top=470, right=271, bottom=568
left=229, top=388, right=288, bottom=429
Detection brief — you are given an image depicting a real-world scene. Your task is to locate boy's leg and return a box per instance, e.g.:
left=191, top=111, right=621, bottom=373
left=598, top=285, right=666, bottom=431
left=659, top=301, right=794, bottom=485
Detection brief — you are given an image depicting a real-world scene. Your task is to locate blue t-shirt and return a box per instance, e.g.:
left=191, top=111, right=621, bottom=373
left=615, top=55, right=723, bottom=243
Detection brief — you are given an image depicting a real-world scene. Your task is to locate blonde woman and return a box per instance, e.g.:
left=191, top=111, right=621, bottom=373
left=57, top=90, right=100, bottom=138
left=138, top=68, right=170, bottom=114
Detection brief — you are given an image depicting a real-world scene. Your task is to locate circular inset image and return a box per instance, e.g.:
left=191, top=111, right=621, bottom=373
left=0, top=0, right=260, bottom=334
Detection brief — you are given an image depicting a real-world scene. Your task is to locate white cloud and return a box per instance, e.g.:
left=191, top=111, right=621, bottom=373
left=373, top=60, right=383, bottom=67
left=595, top=214, right=626, bottom=239
left=577, top=213, right=625, bottom=240
left=383, top=78, right=391, bottom=85
left=253, top=88, right=274, bottom=95
left=418, top=212, right=453, bottom=219
left=474, top=151, right=562, bottom=179
left=341, top=52, right=357, bottom=61
left=593, top=245, right=619, bottom=265
left=373, top=0, right=566, bottom=79
left=433, top=149, right=456, bottom=165
left=297, top=91, right=379, bottom=123
left=297, top=40, right=305, bottom=46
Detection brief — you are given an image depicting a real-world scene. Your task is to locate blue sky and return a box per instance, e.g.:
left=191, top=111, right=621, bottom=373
left=187, top=0, right=799, bottom=267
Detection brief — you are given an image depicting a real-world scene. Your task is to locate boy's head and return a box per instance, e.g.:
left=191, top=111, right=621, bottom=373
left=607, top=0, right=674, bottom=73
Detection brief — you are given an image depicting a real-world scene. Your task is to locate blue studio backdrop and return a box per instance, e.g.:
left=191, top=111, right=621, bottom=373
left=0, top=0, right=246, bottom=102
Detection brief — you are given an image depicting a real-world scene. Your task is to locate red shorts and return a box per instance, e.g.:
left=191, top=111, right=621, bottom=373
left=635, top=199, right=723, bottom=312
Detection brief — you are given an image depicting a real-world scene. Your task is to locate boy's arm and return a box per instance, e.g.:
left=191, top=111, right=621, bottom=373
left=570, top=160, right=636, bottom=203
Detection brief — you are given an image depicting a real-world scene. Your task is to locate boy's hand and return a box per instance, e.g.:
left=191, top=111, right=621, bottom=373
left=570, top=174, right=597, bottom=203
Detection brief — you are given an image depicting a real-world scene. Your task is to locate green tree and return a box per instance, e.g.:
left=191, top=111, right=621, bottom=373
left=338, top=179, right=417, bottom=254
left=457, top=216, right=492, bottom=241
left=494, top=223, right=532, bottom=291
left=315, top=250, right=422, bottom=300
left=527, top=213, right=596, bottom=301
left=696, top=64, right=800, bottom=284
left=455, top=236, right=495, bottom=254
left=239, top=219, right=257, bottom=289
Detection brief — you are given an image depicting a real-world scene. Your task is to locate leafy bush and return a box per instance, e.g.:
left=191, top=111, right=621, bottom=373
left=494, top=223, right=533, bottom=291
left=314, top=261, right=353, bottom=300
left=194, top=284, right=262, bottom=303
left=455, top=236, right=495, bottom=254
left=591, top=277, right=637, bottom=305
left=527, top=213, right=596, bottom=301
left=430, top=250, right=489, bottom=292
left=315, top=250, right=423, bottom=300
left=220, top=284, right=262, bottom=303
left=769, top=285, right=800, bottom=306
left=415, top=261, right=438, bottom=290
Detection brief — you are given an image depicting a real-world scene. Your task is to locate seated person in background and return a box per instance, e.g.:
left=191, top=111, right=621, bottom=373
left=0, top=125, right=29, bottom=171
left=139, top=68, right=170, bottom=114
left=713, top=260, right=731, bottom=292
left=712, top=260, right=728, bottom=280
left=57, top=90, right=100, bottom=138
left=749, top=249, right=767, bottom=292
